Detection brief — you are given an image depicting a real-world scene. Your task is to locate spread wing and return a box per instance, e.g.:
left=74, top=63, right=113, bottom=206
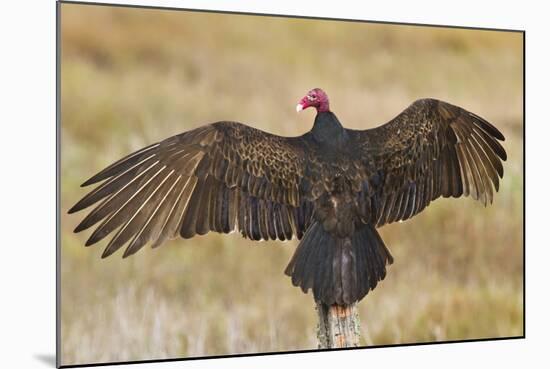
left=69, top=122, right=314, bottom=258
left=349, top=98, right=507, bottom=227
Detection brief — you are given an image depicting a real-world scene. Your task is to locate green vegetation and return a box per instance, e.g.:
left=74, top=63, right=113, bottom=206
left=60, top=4, right=523, bottom=365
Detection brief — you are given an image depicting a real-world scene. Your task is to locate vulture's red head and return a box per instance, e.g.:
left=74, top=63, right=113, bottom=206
left=296, top=88, right=330, bottom=113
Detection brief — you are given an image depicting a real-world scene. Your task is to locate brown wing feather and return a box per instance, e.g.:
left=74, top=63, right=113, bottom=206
left=350, top=98, right=507, bottom=227
left=69, top=122, right=313, bottom=257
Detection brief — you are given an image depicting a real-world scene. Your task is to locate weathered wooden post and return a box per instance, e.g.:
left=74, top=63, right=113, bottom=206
left=315, top=301, right=361, bottom=348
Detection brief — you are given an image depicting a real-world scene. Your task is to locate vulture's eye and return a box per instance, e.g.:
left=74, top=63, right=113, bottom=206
left=307, top=95, right=317, bottom=101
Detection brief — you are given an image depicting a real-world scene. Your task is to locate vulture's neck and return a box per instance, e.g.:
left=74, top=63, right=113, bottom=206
left=311, top=111, right=348, bottom=147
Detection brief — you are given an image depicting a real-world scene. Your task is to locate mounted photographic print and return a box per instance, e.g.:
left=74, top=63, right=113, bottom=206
left=57, top=1, right=524, bottom=367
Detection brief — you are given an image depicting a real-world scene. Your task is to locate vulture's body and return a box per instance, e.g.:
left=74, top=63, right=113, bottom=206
left=69, top=89, right=507, bottom=305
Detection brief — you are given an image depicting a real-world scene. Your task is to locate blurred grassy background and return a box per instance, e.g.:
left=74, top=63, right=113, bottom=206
left=59, top=3, right=524, bottom=366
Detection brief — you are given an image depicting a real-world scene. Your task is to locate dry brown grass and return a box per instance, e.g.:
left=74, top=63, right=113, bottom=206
left=59, top=3, right=523, bottom=366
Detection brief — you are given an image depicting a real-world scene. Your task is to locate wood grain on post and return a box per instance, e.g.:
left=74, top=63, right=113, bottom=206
left=316, top=301, right=361, bottom=348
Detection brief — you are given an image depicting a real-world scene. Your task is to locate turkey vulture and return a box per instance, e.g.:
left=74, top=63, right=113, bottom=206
left=69, top=88, right=506, bottom=305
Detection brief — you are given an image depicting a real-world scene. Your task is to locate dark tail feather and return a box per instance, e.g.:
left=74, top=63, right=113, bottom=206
left=284, top=222, right=393, bottom=305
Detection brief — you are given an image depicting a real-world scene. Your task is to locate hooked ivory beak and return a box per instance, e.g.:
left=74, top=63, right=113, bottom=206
left=296, top=103, right=304, bottom=112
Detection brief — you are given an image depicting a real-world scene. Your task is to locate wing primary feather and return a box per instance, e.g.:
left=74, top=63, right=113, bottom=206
left=468, top=112, right=505, bottom=141
left=456, top=145, right=472, bottom=197
left=396, top=185, right=411, bottom=221
left=280, top=205, right=294, bottom=240
left=207, top=179, right=218, bottom=233
left=81, top=143, right=160, bottom=186
left=462, top=142, right=485, bottom=203
left=84, top=164, right=166, bottom=246
left=440, top=146, right=453, bottom=198
left=183, top=151, right=208, bottom=176
left=248, top=197, right=261, bottom=241
left=216, top=185, right=227, bottom=233
left=171, top=176, right=200, bottom=238
left=122, top=171, right=180, bottom=257
left=471, top=125, right=507, bottom=161
left=374, top=195, right=387, bottom=226
left=275, top=205, right=287, bottom=241
left=382, top=192, right=397, bottom=225
left=212, top=180, right=225, bottom=233
left=448, top=145, right=464, bottom=198
left=213, top=155, right=229, bottom=180
left=258, top=199, right=269, bottom=241
left=390, top=190, right=404, bottom=223
left=69, top=153, right=157, bottom=213
left=264, top=201, right=277, bottom=240
left=468, top=141, right=494, bottom=204
left=431, top=155, right=440, bottom=201
left=466, top=140, right=489, bottom=205
left=147, top=175, right=184, bottom=245
left=237, top=190, right=246, bottom=237
left=227, top=188, right=238, bottom=233
left=102, top=168, right=175, bottom=258
left=405, top=183, right=417, bottom=220
left=74, top=160, right=162, bottom=232
left=414, top=176, right=425, bottom=215
left=151, top=175, right=195, bottom=248
left=461, top=143, right=479, bottom=200
left=471, top=129, right=505, bottom=177
left=380, top=193, right=396, bottom=226
left=196, top=176, right=216, bottom=235
left=469, top=134, right=501, bottom=191
left=180, top=178, right=207, bottom=238
left=423, top=171, right=433, bottom=209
